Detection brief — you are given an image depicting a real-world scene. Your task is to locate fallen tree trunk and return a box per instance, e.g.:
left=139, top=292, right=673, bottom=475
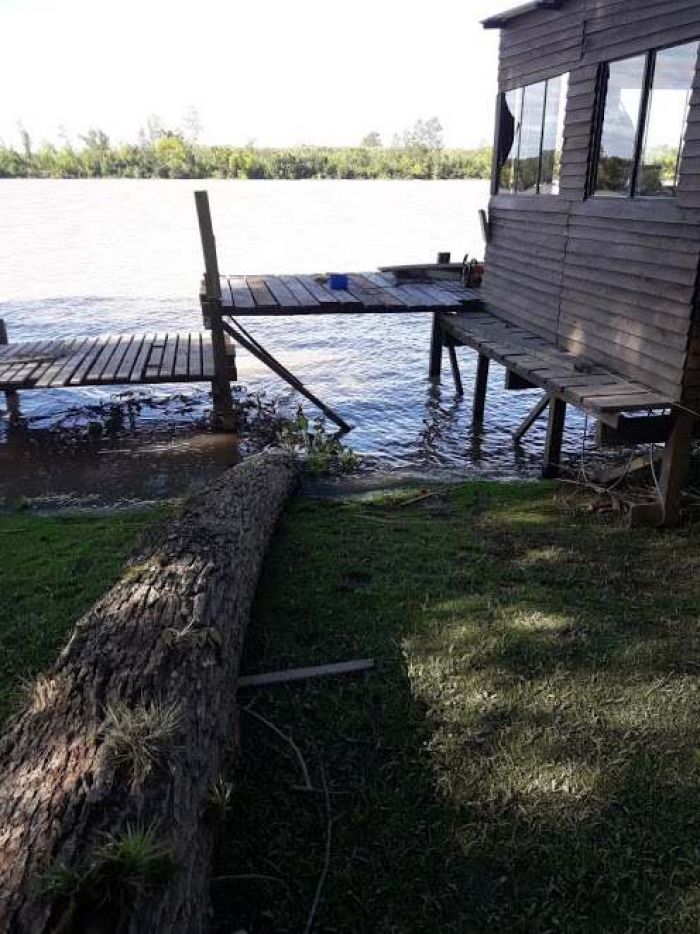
left=0, top=451, right=297, bottom=933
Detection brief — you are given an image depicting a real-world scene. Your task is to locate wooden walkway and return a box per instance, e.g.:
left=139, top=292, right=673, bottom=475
left=218, top=271, right=478, bottom=315
left=441, top=308, right=673, bottom=427
left=0, top=331, right=233, bottom=390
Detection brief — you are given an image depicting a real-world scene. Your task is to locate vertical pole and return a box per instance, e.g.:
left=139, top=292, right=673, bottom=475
left=446, top=339, right=463, bottom=396
left=429, top=252, right=450, bottom=380
left=659, top=411, right=694, bottom=526
left=194, top=191, right=236, bottom=431
left=0, top=320, right=20, bottom=420
left=473, top=354, right=490, bottom=424
left=542, top=395, right=566, bottom=478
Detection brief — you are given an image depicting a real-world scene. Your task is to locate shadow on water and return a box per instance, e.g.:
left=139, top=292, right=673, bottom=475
left=212, top=489, right=700, bottom=933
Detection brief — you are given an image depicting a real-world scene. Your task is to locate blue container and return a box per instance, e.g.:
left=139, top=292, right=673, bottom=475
left=328, top=273, right=348, bottom=290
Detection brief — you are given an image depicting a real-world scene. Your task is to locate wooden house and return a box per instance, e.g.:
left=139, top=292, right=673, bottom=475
left=440, top=0, right=700, bottom=522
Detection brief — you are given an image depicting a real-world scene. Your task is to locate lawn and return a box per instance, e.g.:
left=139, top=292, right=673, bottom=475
left=214, top=483, right=700, bottom=933
left=0, top=510, right=162, bottom=723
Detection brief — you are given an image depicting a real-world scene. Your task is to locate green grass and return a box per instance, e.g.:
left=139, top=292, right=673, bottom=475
left=213, top=483, right=700, bottom=933
left=0, top=510, right=162, bottom=723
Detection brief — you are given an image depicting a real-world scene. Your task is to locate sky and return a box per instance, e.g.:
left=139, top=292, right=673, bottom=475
left=0, top=0, right=516, bottom=150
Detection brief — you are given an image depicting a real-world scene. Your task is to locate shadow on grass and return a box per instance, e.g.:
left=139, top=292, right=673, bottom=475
left=212, top=483, right=700, bottom=933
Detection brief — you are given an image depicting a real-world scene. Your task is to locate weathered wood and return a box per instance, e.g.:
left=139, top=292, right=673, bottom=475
left=238, top=658, right=375, bottom=689
left=0, top=319, right=20, bottom=418
left=542, top=396, right=566, bottom=478
left=195, top=191, right=236, bottom=430
left=659, top=412, right=695, bottom=526
left=513, top=392, right=550, bottom=442
left=0, top=452, right=298, bottom=934
left=446, top=339, right=464, bottom=396
left=429, top=312, right=443, bottom=380
left=473, top=353, right=490, bottom=423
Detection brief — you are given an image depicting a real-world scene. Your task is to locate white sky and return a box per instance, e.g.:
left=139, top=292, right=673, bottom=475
left=0, top=0, right=515, bottom=149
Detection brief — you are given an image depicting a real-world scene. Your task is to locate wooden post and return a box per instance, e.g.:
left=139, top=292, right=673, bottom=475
left=542, top=395, right=566, bottom=478
left=429, top=252, right=450, bottom=380
left=446, top=338, right=463, bottom=396
left=194, top=191, right=236, bottom=431
left=0, top=320, right=20, bottom=420
left=473, top=353, right=490, bottom=424
left=513, top=392, right=549, bottom=442
left=659, top=411, right=694, bottom=526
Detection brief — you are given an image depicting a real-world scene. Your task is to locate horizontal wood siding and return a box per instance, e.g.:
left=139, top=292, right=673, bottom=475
left=486, top=0, right=700, bottom=404
left=483, top=199, right=569, bottom=343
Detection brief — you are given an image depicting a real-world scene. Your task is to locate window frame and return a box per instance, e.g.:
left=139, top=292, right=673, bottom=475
left=590, top=38, right=699, bottom=200
left=494, top=72, right=568, bottom=196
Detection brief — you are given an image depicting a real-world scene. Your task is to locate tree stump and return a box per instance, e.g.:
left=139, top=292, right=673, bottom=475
left=0, top=451, right=298, bottom=933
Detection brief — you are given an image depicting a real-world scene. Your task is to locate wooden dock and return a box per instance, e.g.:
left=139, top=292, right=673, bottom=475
left=0, top=331, right=235, bottom=391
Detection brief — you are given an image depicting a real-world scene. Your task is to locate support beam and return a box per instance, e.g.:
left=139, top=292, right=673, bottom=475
left=446, top=339, right=463, bottom=396
left=505, top=370, right=537, bottom=391
left=429, top=312, right=443, bottom=380
left=513, top=392, right=549, bottom=442
left=0, top=319, right=19, bottom=420
left=542, top=396, right=566, bottom=478
left=194, top=191, right=236, bottom=431
left=659, top=411, right=694, bottom=526
left=473, top=353, right=490, bottom=424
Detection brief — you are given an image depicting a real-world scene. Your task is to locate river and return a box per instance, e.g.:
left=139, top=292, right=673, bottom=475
left=0, top=178, right=601, bottom=506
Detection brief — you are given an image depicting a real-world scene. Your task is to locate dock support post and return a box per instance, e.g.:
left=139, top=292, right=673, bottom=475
left=0, top=319, right=20, bottom=420
left=473, top=353, right=490, bottom=424
left=513, top=392, right=549, bottom=442
left=542, top=396, right=566, bottom=478
left=658, top=411, right=694, bottom=526
left=429, top=313, right=443, bottom=380
left=194, top=191, right=236, bottom=432
left=446, top=337, right=463, bottom=396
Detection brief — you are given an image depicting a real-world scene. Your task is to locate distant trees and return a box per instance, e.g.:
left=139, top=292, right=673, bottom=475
left=0, top=119, right=491, bottom=181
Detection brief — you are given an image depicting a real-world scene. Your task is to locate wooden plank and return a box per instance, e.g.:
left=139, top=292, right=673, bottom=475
left=279, top=276, right=321, bottom=308
left=238, top=659, right=375, bottom=689
left=69, top=338, right=109, bottom=387
left=158, top=333, right=178, bottom=380
left=129, top=333, right=156, bottom=384
left=36, top=337, right=90, bottom=388
left=228, top=277, right=256, bottom=310
left=188, top=331, right=203, bottom=378
left=295, top=275, right=341, bottom=304
left=246, top=276, right=279, bottom=309
left=145, top=333, right=168, bottom=379
left=85, top=335, right=123, bottom=384
left=202, top=333, right=215, bottom=378
left=102, top=335, right=136, bottom=383
left=219, top=278, right=234, bottom=309
left=174, top=333, right=190, bottom=379
left=262, top=276, right=301, bottom=308
left=586, top=394, right=671, bottom=412
left=116, top=334, right=146, bottom=382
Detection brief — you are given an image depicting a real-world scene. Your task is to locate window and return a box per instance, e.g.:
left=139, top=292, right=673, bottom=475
left=594, top=39, right=699, bottom=198
left=497, top=73, right=569, bottom=195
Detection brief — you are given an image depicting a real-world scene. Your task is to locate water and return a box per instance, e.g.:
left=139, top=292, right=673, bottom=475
left=0, top=178, right=603, bottom=505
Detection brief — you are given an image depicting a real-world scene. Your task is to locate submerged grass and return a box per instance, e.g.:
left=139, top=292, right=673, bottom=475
left=0, top=510, right=163, bottom=724
left=215, top=482, right=700, bottom=933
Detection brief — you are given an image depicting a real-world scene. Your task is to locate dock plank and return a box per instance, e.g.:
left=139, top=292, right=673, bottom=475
left=263, top=277, right=301, bottom=308
left=159, top=333, right=178, bottom=379
left=39, top=337, right=92, bottom=387
left=129, top=334, right=156, bottom=384
left=188, top=331, right=202, bottom=378
left=246, top=277, right=278, bottom=309
left=174, top=333, right=190, bottom=378
left=68, top=339, right=106, bottom=387
left=227, top=277, right=256, bottom=310
left=117, top=334, right=146, bottom=381
left=202, top=333, right=214, bottom=378
left=279, top=276, right=321, bottom=307
left=85, top=336, right=122, bottom=384
left=296, top=276, right=341, bottom=305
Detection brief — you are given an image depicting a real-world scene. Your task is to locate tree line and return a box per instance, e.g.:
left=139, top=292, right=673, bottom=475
left=0, top=118, right=492, bottom=181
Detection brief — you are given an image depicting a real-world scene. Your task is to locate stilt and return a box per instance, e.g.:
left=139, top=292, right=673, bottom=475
left=542, top=395, right=566, bottom=478
left=194, top=191, right=236, bottom=431
left=0, top=319, right=20, bottom=420
left=473, top=353, right=490, bottom=424
left=513, top=392, right=549, bottom=442
left=446, top=338, right=463, bottom=396
left=659, top=411, right=694, bottom=526
left=429, top=312, right=443, bottom=380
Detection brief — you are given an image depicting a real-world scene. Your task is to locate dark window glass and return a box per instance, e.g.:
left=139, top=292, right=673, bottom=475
left=638, top=40, right=699, bottom=197
left=595, top=55, right=646, bottom=196
left=498, top=88, right=521, bottom=192
left=495, top=74, right=568, bottom=195
left=540, top=73, right=569, bottom=194
left=515, top=81, right=546, bottom=193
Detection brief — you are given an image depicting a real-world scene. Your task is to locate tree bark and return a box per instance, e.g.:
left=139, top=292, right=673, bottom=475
left=0, top=452, right=298, bottom=933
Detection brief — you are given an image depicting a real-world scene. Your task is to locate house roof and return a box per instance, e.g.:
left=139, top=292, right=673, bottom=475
left=482, top=0, right=564, bottom=29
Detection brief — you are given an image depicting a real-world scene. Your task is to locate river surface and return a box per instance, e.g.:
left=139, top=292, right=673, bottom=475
left=0, top=179, right=605, bottom=506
